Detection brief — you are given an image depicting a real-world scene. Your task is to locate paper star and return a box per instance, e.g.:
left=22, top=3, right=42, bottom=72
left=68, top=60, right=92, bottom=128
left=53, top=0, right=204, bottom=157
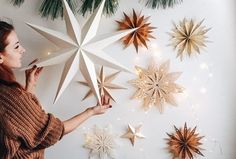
left=116, top=9, right=156, bottom=53
left=25, top=0, right=136, bottom=103
left=84, top=125, right=117, bottom=159
left=79, top=66, right=126, bottom=102
left=166, top=123, right=204, bottom=159
left=121, top=124, right=145, bottom=146
left=169, top=18, right=211, bottom=60
left=129, top=60, right=184, bottom=113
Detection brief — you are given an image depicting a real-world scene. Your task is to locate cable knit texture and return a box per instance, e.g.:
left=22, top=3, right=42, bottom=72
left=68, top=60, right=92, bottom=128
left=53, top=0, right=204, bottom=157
left=0, top=83, right=64, bottom=159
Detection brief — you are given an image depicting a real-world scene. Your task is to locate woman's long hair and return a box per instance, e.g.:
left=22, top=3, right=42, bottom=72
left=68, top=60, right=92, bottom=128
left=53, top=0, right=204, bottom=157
left=0, top=21, right=22, bottom=88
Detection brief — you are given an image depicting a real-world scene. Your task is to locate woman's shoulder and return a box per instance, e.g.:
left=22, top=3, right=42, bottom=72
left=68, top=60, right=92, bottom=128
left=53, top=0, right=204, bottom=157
left=0, top=82, right=23, bottom=97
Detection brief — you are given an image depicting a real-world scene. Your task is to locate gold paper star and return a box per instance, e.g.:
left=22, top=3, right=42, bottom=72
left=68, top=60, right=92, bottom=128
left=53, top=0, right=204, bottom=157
left=169, top=18, right=211, bottom=60
left=116, top=9, right=156, bottom=53
left=79, top=66, right=126, bottom=102
left=166, top=123, right=204, bottom=159
left=129, top=60, right=184, bottom=113
left=121, top=124, right=145, bottom=146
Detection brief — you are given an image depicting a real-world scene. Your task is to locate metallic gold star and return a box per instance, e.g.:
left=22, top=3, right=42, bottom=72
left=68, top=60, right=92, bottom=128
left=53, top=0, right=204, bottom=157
left=79, top=66, right=126, bottom=102
left=121, top=124, right=145, bottom=146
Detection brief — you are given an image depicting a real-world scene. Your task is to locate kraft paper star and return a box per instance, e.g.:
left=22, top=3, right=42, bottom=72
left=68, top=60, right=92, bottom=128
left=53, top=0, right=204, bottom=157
left=116, top=9, right=156, bottom=53
left=129, top=60, right=184, bottom=113
left=24, top=0, right=136, bottom=103
left=84, top=125, right=117, bottom=159
left=121, top=124, right=145, bottom=146
left=169, top=18, right=211, bottom=60
left=79, top=66, right=126, bottom=102
left=166, top=123, right=204, bottom=159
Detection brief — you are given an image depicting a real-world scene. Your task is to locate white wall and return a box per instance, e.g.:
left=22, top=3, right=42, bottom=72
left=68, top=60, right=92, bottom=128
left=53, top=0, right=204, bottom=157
left=1, top=0, right=236, bottom=158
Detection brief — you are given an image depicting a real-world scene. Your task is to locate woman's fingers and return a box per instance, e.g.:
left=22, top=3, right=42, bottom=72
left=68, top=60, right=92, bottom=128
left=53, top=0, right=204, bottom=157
left=28, top=58, right=38, bottom=66
left=35, top=67, right=43, bottom=76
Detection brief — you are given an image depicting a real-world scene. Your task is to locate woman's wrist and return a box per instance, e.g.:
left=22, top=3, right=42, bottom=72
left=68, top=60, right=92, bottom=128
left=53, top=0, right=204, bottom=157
left=25, top=83, right=36, bottom=93
left=86, top=107, right=94, bottom=117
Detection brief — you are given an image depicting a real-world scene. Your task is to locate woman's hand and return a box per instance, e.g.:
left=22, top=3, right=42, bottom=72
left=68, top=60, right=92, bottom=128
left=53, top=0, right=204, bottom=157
left=25, top=59, right=43, bottom=94
left=63, top=95, right=112, bottom=135
left=87, top=95, right=112, bottom=116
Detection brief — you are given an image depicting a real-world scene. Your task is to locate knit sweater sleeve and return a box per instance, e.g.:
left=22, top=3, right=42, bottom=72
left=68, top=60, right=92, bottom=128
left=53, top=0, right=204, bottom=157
left=0, top=86, right=64, bottom=150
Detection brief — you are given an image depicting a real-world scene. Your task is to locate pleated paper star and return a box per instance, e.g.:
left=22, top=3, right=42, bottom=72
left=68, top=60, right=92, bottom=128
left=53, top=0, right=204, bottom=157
left=79, top=66, right=126, bottom=102
left=84, top=125, right=117, bottom=159
left=25, top=0, right=136, bottom=103
left=129, top=60, right=184, bottom=113
left=169, top=18, right=211, bottom=60
left=121, top=124, right=145, bottom=146
left=116, top=9, right=156, bottom=53
left=166, top=123, right=204, bottom=159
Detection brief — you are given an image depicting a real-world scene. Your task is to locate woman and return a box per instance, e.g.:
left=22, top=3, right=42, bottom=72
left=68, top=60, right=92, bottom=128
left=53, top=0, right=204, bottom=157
left=0, top=20, right=112, bottom=158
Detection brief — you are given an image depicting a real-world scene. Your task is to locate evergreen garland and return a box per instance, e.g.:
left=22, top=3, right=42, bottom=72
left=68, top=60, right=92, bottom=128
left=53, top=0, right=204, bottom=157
left=11, top=0, right=24, bottom=6
left=39, top=0, right=77, bottom=20
left=9, top=0, right=183, bottom=20
left=80, top=0, right=119, bottom=16
left=145, top=0, right=183, bottom=9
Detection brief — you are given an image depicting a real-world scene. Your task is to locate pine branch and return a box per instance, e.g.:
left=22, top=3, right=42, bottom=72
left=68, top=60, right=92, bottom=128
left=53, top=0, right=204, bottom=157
left=39, top=0, right=77, bottom=20
left=145, top=0, right=183, bottom=9
left=10, top=0, right=24, bottom=6
left=79, top=0, right=119, bottom=17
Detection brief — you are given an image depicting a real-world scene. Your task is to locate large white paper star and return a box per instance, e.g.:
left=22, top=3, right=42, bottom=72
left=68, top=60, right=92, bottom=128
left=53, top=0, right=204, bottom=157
left=25, top=0, right=135, bottom=103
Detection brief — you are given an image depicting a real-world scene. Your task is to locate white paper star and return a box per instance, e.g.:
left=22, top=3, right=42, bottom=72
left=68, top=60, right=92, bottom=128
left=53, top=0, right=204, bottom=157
left=121, top=124, right=145, bottom=146
left=84, top=125, right=117, bottom=159
left=24, top=0, right=135, bottom=103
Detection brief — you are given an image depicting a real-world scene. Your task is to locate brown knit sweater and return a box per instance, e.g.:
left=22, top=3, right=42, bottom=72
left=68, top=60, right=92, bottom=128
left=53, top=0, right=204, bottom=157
left=0, top=83, right=64, bottom=159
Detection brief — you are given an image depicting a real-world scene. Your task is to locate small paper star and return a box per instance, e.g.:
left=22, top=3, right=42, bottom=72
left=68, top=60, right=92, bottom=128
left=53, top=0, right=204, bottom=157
left=166, top=123, right=204, bottom=159
left=169, top=18, right=211, bottom=60
left=116, top=9, right=156, bottom=53
left=84, top=125, right=117, bottom=159
left=121, top=124, right=145, bottom=146
left=79, top=66, right=126, bottom=102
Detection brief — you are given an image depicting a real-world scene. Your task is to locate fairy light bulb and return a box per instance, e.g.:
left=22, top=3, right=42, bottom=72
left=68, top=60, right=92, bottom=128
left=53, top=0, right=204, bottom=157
left=200, top=87, right=207, bottom=94
left=200, top=63, right=209, bottom=70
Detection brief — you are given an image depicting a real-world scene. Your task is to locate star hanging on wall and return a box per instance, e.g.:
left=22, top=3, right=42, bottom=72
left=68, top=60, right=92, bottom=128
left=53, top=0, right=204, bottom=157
left=166, top=123, right=204, bottom=159
left=84, top=125, right=117, bottom=159
left=121, top=124, right=145, bottom=146
left=169, top=18, right=211, bottom=60
left=116, top=9, right=156, bottom=53
left=24, top=0, right=136, bottom=103
left=79, top=66, right=126, bottom=102
left=129, top=60, right=184, bottom=113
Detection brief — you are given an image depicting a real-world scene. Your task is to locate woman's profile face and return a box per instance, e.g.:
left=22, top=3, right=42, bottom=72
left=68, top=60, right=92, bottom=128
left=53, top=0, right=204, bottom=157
left=0, top=30, right=25, bottom=68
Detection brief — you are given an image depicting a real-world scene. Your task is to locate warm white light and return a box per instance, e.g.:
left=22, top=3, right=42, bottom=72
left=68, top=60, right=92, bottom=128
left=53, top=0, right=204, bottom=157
left=200, top=63, right=208, bottom=70
left=47, top=52, right=51, bottom=55
left=200, top=87, right=207, bottom=94
left=209, top=73, right=213, bottom=77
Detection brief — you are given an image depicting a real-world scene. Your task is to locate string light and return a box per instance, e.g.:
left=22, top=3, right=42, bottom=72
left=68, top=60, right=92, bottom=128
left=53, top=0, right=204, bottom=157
left=208, top=73, right=213, bottom=77
left=200, top=87, right=207, bottom=94
left=200, top=63, right=209, bottom=70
